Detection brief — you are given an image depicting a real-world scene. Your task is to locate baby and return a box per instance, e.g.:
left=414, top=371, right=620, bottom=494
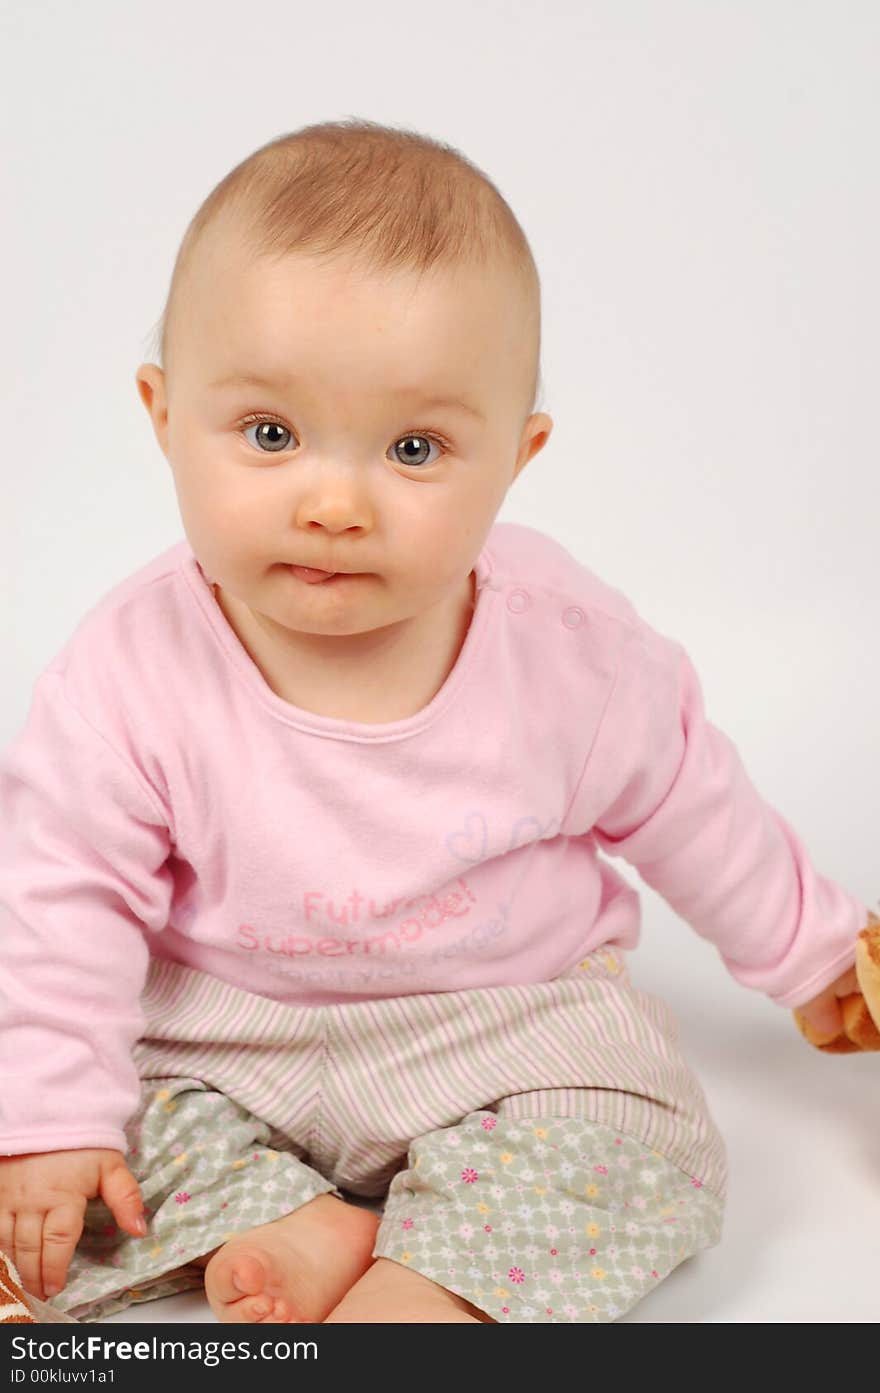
left=0, top=119, right=870, bottom=1326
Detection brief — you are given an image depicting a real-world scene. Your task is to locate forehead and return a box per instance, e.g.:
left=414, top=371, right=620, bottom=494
left=176, top=237, right=521, bottom=389
left=207, top=367, right=487, bottom=424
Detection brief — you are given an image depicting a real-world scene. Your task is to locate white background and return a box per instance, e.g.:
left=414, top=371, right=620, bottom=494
left=2, top=0, right=879, bottom=1323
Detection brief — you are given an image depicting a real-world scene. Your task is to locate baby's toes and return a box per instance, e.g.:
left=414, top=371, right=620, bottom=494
left=241, top=1295, right=277, bottom=1321
left=249, top=1295, right=295, bottom=1323
left=268, top=1295, right=295, bottom=1321
left=229, top=1253, right=270, bottom=1298
left=253, top=1302, right=295, bottom=1323
left=205, top=1248, right=270, bottom=1319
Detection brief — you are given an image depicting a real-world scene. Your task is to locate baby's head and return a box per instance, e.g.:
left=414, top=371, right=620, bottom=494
left=136, top=119, right=553, bottom=650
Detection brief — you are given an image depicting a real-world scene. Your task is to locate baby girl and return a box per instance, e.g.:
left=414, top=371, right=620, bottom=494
left=0, top=118, right=869, bottom=1324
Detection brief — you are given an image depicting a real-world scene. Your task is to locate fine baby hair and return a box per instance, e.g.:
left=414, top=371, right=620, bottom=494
left=150, top=116, right=546, bottom=417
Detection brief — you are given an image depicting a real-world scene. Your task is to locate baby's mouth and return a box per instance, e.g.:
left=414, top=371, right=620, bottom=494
left=288, top=564, right=338, bottom=583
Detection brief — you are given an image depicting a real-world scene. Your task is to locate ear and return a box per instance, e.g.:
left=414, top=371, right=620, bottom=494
left=134, top=363, right=171, bottom=459
left=513, top=412, right=553, bottom=482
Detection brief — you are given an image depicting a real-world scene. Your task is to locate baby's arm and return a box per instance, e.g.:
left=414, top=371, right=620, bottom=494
left=1, top=670, right=175, bottom=1208
left=583, top=612, right=871, bottom=1008
left=0, top=1149, right=145, bottom=1301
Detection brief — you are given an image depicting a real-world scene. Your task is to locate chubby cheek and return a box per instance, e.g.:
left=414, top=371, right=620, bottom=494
left=172, top=465, right=264, bottom=575
left=393, top=512, right=475, bottom=597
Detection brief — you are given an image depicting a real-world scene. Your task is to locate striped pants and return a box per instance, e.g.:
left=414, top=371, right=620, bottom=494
left=57, top=948, right=726, bottom=1322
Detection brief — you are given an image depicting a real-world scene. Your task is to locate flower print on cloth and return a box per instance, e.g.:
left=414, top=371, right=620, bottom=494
left=378, top=1113, right=723, bottom=1324
left=53, top=1080, right=337, bottom=1323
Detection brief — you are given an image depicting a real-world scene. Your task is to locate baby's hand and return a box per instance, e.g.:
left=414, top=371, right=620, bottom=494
left=795, top=965, right=859, bottom=1039
left=0, top=1149, right=146, bottom=1301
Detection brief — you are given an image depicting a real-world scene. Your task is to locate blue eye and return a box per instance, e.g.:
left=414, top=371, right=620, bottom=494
left=239, top=414, right=449, bottom=468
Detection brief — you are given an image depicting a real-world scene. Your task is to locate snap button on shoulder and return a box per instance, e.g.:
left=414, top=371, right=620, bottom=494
left=562, top=606, right=585, bottom=629
left=507, top=588, right=531, bottom=614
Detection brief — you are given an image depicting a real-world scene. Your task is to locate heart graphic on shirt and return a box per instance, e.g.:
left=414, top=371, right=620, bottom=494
left=506, top=815, right=560, bottom=854
left=446, top=812, right=489, bottom=864
left=446, top=812, right=561, bottom=865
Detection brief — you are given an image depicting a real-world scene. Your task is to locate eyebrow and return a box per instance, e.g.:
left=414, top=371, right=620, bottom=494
left=208, top=372, right=486, bottom=423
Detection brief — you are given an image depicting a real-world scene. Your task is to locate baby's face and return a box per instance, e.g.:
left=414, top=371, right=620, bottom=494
left=136, top=232, right=551, bottom=649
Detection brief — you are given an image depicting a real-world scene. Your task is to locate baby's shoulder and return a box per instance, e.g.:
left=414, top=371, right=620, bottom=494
left=46, top=539, right=192, bottom=725
left=487, top=522, right=643, bottom=644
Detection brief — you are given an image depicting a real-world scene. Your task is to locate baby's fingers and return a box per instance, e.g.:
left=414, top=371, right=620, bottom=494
left=41, top=1200, right=85, bottom=1300
left=831, top=967, right=859, bottom=997
left=99, top=1157, right=146, bottom=1238
left=0, top=1209, right=14, bottom=1266
left=12, top=1210, right=46, bottom=1299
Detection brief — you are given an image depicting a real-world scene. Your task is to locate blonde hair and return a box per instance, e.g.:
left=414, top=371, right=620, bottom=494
left=151, top=117, right=544, bottom=414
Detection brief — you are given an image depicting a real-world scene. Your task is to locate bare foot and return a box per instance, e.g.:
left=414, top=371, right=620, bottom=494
left=202, top=1193, right=379, bottom=1323
left=325, top=1256, right=494, bottom=1323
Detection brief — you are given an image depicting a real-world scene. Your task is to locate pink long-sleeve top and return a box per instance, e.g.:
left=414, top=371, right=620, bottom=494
left=0, top=522, right=869, bottom=1155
